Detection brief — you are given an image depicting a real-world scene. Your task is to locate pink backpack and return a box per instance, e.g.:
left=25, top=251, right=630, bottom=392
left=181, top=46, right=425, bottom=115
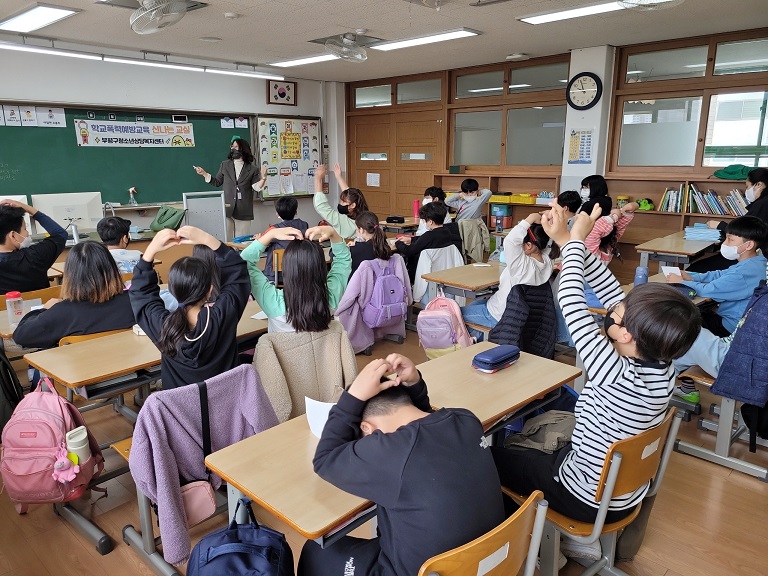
left=1, top=379, right=104, bottom=514
left=417, top=295, right=474, bottom=359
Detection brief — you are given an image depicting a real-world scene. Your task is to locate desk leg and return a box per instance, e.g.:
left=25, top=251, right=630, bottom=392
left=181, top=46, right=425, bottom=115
left=227, top=484, right=248, bottom=524
left=122, top=487, right=181, bottom=576
left=54, top=503, right=114, bottom=555
left=638, top=251, right=650, bottom=269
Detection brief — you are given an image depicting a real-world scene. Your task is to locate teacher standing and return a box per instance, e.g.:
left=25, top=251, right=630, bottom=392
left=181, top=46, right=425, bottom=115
left=194, top=137, right=266, bottom=239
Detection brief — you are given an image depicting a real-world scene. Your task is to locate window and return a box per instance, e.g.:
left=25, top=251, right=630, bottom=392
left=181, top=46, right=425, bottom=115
left=618, top=97, right=702, bottom=166
left=397, top=78, right=441, bottom=104
left=453, top=110, right=502, bottom=165
left=355, top=85, right=391, bottom=108
left=508, top=63, right=569, bottom=93
left=625, top=46, right=708, bottom=83
left=704, top=91, right=768, bottom=167
left=506, top=106, right=566, bottom=165
left=715, top=38, right=768, bottom=75
left=456, top=71, right=504, bottom=99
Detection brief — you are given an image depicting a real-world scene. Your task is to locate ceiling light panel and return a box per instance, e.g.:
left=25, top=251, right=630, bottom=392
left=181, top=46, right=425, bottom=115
left=0, top=5, right=79, bottom=33
left=271, top=54, right=338, bottom=68
left=520, top=2, right=624, bottom=25
left=371, top=28, right=479, bottom=51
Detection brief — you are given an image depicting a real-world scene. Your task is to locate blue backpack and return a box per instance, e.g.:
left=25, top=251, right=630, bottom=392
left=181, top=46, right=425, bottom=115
left=187, top=498, right=294, bottom=576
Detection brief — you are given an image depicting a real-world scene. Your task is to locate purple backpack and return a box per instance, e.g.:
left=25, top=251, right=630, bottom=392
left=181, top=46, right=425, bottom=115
left=362, top=260, right=408, bottom=329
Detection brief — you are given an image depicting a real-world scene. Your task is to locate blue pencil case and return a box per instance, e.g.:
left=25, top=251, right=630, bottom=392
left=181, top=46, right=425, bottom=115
left=472, top=345, right=520, bottom=373
left=669, top=284, right=697, bottom=300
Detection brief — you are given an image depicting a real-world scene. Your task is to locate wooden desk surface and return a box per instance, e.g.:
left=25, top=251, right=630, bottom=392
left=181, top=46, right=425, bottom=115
left=420, top=262, right=504, bottom=291
left=205, top=415, right=371, bottom=540
left=635, top=231, right=715, bottom=256
left=47, top=267, right=63, bottom=281
left=379, top=217, right=420, bottom=229
left=24, top=300, right=267, bottom=388
left=421, top=342, right=582, bottom=427
left=490, top=228, right=513, bottom=238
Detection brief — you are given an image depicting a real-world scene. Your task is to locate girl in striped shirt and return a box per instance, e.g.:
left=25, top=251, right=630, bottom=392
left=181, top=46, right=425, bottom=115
left=493, top=204, right=700, bottom=557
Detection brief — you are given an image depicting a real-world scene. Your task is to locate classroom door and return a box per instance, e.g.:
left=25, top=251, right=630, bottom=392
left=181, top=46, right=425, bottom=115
left=348, top=115, right=393, bottom=217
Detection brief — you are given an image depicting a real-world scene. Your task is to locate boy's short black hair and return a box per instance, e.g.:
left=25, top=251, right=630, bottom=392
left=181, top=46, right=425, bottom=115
left=725, top=215, right=768, bottom=252
left=362, top=386, right=413, bottom=421
left=557, top=191, right=582, bottom=213
left=419, top=201, right=448, bottom=224
left=275, top=196, right=298, bottom=221
left=97, top=216, right=131, bottom=246
left=424, top=186, right=446, bottom=202
left=622, top=283, right=701, bottom=363
left=461, top=179, right=479, bottom=194
left=0, top=205, right=26, bottom=243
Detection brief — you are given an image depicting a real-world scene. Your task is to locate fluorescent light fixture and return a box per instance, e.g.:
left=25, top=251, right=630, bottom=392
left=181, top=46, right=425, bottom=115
left=205, top=68, right=284, bottom=80
left=533, top=106, right=544, bottom=109
left=0, top=4, right=79, bottom=33
left=271, top=54, right=338, bottom=68
left=559, top=79, right=568, bottom=83
left=104, top=57, right=203, bottom=72
left=0, top=41, right=101, bottom=60
left=467, top=87, right=504, bottom=93
left=508, top=83, right=532, bottom=89
left=520, top=2, right=623, bottom=25
left=371, top=28, right=479, bottom=51
left=626, top=70, right=645, bottom=74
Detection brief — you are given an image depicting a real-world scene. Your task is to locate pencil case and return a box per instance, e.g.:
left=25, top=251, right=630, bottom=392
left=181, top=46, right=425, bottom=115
left=386, top=216, right=405, bottom=223
left=472, top=345, right=520, bottom=373
left=669, top=284, right=697, bottom=300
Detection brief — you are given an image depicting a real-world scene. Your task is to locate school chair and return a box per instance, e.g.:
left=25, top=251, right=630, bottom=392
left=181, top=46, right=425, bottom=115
left=0, top=285, right=62, bottom=311
left=418, top=490, right=547, bottom=576
left=273, top=248, right=285, bottom=287
left=504, top=409, right=683, bottom=576
left=254, top=320, right=357, bottom=422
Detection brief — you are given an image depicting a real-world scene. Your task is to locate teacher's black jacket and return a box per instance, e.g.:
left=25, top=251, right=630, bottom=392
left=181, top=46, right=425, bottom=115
left=208, top=159, right=261, bottom=220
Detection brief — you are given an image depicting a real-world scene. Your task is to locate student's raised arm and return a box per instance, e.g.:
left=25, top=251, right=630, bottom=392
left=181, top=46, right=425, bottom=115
left=387, top=354, right=432, bottom=413
left=306, top=225, right=351, bottom=309
left=333, top=162, right=349, bottom=192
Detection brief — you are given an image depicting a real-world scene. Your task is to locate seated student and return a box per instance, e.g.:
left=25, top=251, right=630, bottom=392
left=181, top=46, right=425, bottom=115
left=444, top=178, right=492, bottom=221
left=130, top=226, right=251, bottom=390
left=13, top=242, right=135, bottom=349
left=349, top=211, right=392, bottom=276
left=461, top=213, right=552, bottom=339
left=415, top=186, right=452, bottom=236
left=299, top=353, right=504, bottom=576
left=313, top=163, right=369, bottom=239
left=493, top=204, right=700, bottom=561
left=585, top=202, right=638, bottom=264
left=96, top=216, right=143, bottom=274
left=0, top=199, right=66, bottom=294
left=666, top=215, right=768, bottom=337
left=241, top=225, right=351, bottom=333
left=579, top=174, right=613, bottom=216
left=258, top=196, right=309, bottom=282
left=395, top=202, right=461, bottom=284
left=556, top=190, right=583, bottom=229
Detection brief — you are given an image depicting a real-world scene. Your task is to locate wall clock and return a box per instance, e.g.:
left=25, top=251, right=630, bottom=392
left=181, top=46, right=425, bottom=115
left=566, top=72, right=603, bottom=110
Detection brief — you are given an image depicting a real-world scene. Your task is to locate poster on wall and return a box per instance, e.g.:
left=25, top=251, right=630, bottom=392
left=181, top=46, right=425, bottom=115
left=235, top=116, right=248, bottom=129
left=36, top=107, right=66, bottom=127
left=20, top=106, right=37, bottom=126
left=567, top=129, right=593, bottom=165
left=220, top=117, right=234, bottom=129
left=74, top=119, right=196, bottom=147
left=257, top=116, right=320, bottom=197
left=3, top=106, right=21, bottom=126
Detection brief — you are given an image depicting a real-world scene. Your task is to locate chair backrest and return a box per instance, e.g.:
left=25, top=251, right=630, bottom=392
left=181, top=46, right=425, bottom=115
left=412, top=245, right=464, bottom=302
left=596, top=408, right=678, bottom=502
left=58, top=328, right=130, bottom=347
left=273, top=248, right=285, bottom=287
left=0, top=285, right=62, bottom=312
left=418, top=491, right=547, bottom=576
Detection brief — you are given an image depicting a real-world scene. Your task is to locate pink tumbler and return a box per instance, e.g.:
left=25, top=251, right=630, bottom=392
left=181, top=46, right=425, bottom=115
left=413, top=199, right=420, bottom=218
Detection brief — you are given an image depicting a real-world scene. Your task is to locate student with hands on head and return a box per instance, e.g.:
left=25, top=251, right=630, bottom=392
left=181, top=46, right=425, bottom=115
left=492, top=202, right=700, bottom=561
left=129, top=226, right=251, bottom=390
left=298, top=353, right=504, bottom=576
left=240, top=224, right=352, bottom=333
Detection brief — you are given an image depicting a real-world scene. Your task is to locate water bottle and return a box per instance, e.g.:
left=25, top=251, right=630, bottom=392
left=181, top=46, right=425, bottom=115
left=633, top=266, right=649, bottom=287
left=412, top=199, right=420, bottom=219
left=5, top=291, right=23, bottom=329
left=495, top=218, right=503, bottom=233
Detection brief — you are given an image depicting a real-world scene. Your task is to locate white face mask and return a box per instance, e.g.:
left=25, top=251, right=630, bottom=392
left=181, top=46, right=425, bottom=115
left=580, top=188, right=591, bottom=202
left=16, top=232, right=32, bottom=249
left=745, top=186, right=757, bottom=203
left=422, top=197, right=432, bottom=206
left=720, top=241, right=747, bottom=261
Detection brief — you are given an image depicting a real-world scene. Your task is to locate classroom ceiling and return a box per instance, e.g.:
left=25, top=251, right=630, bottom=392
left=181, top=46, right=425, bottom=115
left=0, top=0, right=764, bottom=82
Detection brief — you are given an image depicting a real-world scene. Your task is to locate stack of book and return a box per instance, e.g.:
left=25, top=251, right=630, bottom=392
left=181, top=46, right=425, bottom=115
left=688, top=183, right=747, bottom=216
left=659, top=184, right=686, bottom=213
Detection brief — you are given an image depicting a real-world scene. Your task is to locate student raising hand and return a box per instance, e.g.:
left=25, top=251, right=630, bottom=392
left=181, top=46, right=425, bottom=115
left=542, top=202, right=571, bottom=247
left=386, top=353, right=420, bottom=386
left=142, top=229, right=180, bottom=262
left=347, top=358, right=399, bottom=402
left=176, top=225, right=221, bottom=250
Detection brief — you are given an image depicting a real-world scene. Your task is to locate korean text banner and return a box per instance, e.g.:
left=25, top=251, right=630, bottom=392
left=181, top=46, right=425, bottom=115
left=74, top=120, right=195, bottom=147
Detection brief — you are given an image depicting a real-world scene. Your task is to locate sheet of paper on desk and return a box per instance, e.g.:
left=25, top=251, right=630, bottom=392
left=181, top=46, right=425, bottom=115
left=306, top=396, right=335, bottom=438
left=473, top=263, right=491, bottom=267
left=661, top=266, right=682, bottom=278
left=251, top=311, right=268, bottom=320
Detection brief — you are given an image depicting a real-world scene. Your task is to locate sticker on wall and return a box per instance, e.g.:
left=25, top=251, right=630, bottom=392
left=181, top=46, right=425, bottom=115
left=20, top=106, right=37, bottom=126
left=220, top=117, right=234, bottom=129
left=35, top=107, right=66, bottom=128
left=4, top=106, right=22, bottom=126
left=235, top=117, right=248, bottom=129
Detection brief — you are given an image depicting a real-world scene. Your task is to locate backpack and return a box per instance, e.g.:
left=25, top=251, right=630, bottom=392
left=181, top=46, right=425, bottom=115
left=0, top=347, right=24, bottom=433
left=362, top=260, right=408, bottom=329
left=1, top=378, right=104, bottom=514
left=188, top=497, right=294, bottom=576
left=417, top=294, right=473, bottom=359
left=740, top=402, right=768, bottom=452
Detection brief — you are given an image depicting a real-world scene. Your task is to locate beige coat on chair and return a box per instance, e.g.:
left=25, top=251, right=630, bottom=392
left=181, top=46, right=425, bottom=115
left=254, top=320, right=358, bottom=422
left=458, top=219, right=490, bottom=263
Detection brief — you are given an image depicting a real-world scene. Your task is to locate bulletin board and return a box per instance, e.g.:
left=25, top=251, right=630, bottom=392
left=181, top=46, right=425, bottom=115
left=256, top=116, right=322, bottom=199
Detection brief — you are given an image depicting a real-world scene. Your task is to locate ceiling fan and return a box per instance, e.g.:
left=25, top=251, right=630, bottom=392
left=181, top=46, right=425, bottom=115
left=130, top=0, right=190, bottom=34
left=325, top=33, right=368, bottom=63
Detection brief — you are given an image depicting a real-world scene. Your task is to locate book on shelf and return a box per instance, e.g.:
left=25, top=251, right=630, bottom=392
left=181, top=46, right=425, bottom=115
left=686, top=184, right=746, bottom=217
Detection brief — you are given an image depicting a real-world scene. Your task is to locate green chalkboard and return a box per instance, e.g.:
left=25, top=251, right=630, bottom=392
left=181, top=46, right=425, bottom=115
left=0, top=108, right=251, bottom=204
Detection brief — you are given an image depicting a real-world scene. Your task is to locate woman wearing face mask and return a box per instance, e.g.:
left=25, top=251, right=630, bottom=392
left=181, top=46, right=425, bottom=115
left=312, top=163, right=369, bottom=239
left=194, top=137, right=266, bottom=239
left=0, top=198, right=67, bottom=294
left=579, top=175, right=613, bottom=216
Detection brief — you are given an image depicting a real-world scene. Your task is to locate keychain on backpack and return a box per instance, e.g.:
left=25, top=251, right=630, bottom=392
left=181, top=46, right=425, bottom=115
left=52, top=444, right=79, bottom=484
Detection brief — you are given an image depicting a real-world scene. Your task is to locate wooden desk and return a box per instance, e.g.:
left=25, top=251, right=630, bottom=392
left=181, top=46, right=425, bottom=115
left=380, top=217, right=420, bottom=233
left=490, top=228, right=513, bottom=238
left=584, top=273, right=709, bottom=314
left=635, top=231, right=716, bottom=272
left=420, top=262, right=503, bottom=299
left=47, top=267, right=63, bottom=284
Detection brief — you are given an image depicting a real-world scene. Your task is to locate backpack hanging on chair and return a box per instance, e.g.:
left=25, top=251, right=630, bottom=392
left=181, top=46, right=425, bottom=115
left=362, top=259, right=408, bottom=329
left=417, top=292, right=473, bottom=359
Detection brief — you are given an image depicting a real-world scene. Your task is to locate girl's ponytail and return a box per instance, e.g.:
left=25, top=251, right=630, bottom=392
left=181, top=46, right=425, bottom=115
left=157, top=307, right=189, bottom=356
left=356, top=211, right=390, bottom=260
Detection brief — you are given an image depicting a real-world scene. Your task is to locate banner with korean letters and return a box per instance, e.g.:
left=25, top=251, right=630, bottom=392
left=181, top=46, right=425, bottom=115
left=74, top=119, right=195, bottom=147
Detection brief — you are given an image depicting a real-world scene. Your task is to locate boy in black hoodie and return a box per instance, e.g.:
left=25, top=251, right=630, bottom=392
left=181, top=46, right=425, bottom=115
left=395, top=202, right=462, bottom=283
left=259, top=196, right=309, bottom=282
left=298, top=353, right=504, bottom=576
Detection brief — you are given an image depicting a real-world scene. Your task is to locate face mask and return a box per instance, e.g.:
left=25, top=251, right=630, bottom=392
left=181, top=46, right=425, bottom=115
left=746, top=186, right=757, bottom=203
left=720, top=241, right=747, bottom=261
left=422, top=198, right=432, bottom=206
left=16, top=232, right=32, bottom=249
left=230, top=149, right=242, bottom=160
left=603, top=305, right=624, bottom=344
left=337, top=204, right=350, bottom=215
left=580, top=188, right=591, bottom=202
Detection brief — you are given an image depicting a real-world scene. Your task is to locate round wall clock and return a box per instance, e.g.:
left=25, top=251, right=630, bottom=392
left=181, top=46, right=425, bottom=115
left=566, top=72, right=603, bottom=111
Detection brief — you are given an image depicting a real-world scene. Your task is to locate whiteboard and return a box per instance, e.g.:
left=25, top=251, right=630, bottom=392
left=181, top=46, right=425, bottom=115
left=256, top=116, right=322, bottom=199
